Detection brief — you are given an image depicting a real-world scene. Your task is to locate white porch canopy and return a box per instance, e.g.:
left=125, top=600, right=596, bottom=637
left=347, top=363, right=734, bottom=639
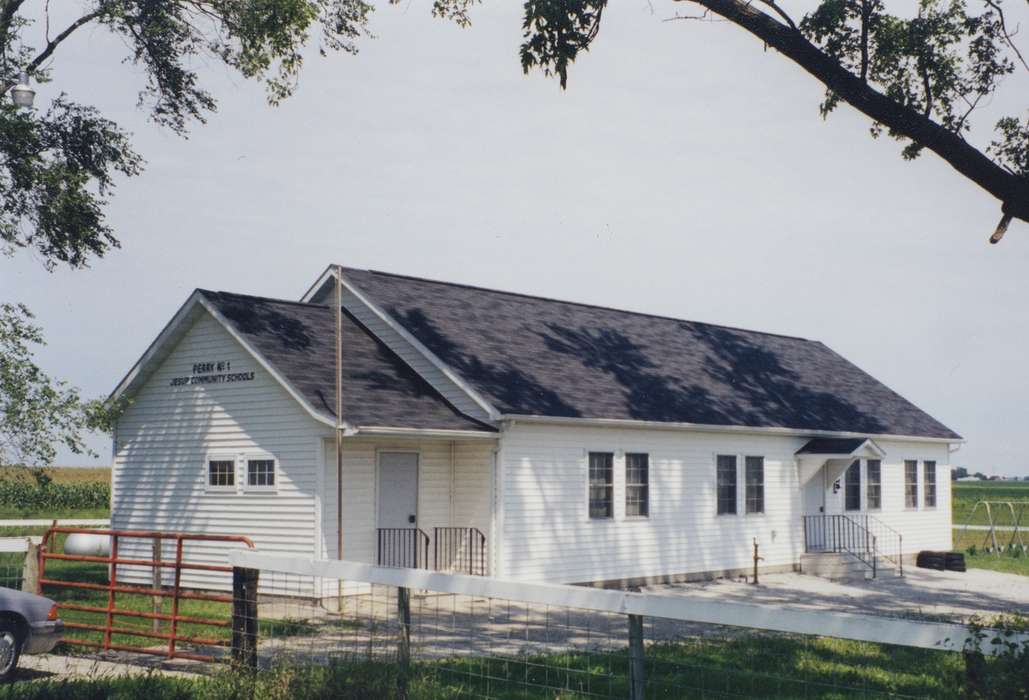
left=796, top=437, right=886, bottom=486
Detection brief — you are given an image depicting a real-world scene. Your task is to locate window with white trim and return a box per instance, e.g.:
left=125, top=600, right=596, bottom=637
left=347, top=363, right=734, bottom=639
left=845, top=460, right=861, bottom=511
left=744, top=456, right=764, bottom=514
left=588, top=452, right=614, bottom=519
left=247, top=458, right=276, bottom=488
left=867, top=459, right=882, bottom=510
left=716, top=455, right=737, bottom=515
left=924, top=461, right=937, bottom=508
left=208, top=459, right=235, bottom=489
left=625, top=453, right=649, bottom=518
left=905, top=460, right=919, bottom=508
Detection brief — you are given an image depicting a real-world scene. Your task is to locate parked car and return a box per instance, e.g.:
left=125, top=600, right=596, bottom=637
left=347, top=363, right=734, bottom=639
left=0, top=587, right=64, bottom=681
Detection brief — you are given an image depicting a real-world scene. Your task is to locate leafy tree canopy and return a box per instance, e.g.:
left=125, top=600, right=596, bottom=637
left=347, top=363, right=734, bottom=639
left=510, top=0, right=1029, bottom=241
left=0, top=303, right=117, bottom=467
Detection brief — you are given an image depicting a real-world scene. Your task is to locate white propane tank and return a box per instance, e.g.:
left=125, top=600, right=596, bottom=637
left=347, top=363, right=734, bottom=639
left=64, top=532, right=111, bottom=557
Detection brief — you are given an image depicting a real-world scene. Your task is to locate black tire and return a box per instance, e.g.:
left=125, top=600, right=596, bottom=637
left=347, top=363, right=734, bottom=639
left=0, top=621, right=22, bottom=682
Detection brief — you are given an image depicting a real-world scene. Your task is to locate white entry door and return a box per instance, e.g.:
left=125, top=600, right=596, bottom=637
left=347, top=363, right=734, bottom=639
left=378, top=452, right=419, bottom=529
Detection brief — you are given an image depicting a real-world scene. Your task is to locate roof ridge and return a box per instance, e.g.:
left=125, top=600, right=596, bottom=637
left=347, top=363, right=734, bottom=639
left=199, top=288, right=329, bottom=310
left=353, top=268, right=812, bottom=343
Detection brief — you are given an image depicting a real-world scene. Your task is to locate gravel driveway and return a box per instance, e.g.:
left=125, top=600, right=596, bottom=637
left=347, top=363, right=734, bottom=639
left=644, top=567, right=1029, bottom=622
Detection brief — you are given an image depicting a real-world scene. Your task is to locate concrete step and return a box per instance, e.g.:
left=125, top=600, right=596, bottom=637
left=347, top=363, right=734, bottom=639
left=800, top=553, right=876, bottom=583
left=801, top=553, right=904, bottom=582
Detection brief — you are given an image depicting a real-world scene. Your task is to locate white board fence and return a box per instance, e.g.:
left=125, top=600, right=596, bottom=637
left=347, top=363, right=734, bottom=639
left=230, top=550, right=1026, bottom=656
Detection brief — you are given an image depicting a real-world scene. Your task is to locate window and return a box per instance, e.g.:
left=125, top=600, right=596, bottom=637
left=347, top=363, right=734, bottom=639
left=845, top=460, right=861, bottom=511
left=745, top=456, right=764, bottom=514
left=208, top=460, right=235, bottom=488
left=588, top=452, right=614, bottom=519
left=924, top=461, right=937, bottom=508
left=625, top=453, right=649, bottom=518
left=716, top=455, right=737, bottom=515
left=905, top=460, right=919, bottom=508
left=247, top=459, right=276, bottom=488
left=867, top=459, right=882, bottom=510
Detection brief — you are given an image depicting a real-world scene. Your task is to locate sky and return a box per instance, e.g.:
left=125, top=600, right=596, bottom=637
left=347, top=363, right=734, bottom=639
left=2, top=1, right=1028, bottom=476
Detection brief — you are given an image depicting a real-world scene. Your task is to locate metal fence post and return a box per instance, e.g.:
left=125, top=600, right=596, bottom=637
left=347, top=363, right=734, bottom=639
left=152, top=538, right=162, bottom=633
left=232, top=566, right=260, bottom=671
left=397, top=586, right=412, bottom=697
left=628, top=613, right=646, bottom=700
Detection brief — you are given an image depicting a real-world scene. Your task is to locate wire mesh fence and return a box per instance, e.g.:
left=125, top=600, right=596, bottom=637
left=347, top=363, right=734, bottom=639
left=226, top=552, right=1018, bottom=700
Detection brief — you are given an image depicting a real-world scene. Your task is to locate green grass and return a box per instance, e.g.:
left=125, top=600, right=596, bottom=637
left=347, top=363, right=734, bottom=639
left=952, top=529, right=1029, bottom=576
left=952, top=481, right=1029, bottom=576
left=0, top=533, right=318, bottom=653
left=0, top=636, right=997, bottom=700
left=0, top=507, right=110, bottom=520
left=952, top=481, right=1029, bottom=526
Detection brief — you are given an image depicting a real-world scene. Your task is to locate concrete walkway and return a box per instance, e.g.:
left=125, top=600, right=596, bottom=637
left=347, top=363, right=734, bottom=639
left=644, top=567, right=1029, bottom=622
left=17, top=653, right=201, bottom=681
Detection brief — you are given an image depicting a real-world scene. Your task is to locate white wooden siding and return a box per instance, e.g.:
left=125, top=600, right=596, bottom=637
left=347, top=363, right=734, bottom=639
left=820, top=440, right=952, bottom=554
left=319, top=437, right=495, bottom=577
left=496, top=423, right=953, bottom=584
left=111, top=312, right=325, bottom=594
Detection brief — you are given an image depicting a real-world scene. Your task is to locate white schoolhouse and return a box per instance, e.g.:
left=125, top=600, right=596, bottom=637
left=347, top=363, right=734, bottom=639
left=109, top=266, right=959, bottom=593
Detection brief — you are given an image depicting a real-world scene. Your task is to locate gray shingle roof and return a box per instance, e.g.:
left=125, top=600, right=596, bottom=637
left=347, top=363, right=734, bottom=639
left=342, top=268, right=961, bottom=440
left=200, top=290, right=495, bottom=433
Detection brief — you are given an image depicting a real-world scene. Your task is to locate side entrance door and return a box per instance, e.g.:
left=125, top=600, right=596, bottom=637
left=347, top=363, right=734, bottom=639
left=802, top=465, right=827, bottom=550
left=377, top=452, right=421, bottom=567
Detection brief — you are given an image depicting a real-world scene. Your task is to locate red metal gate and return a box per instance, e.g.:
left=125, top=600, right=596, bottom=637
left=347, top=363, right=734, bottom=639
left=38, top=527, right=255, bottom=663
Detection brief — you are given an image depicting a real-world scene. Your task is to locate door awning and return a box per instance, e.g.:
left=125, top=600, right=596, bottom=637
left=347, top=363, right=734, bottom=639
left=795, top=437, right=886, bottom=460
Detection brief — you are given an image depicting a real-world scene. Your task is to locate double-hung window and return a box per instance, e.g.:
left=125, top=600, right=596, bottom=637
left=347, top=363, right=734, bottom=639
left=716, top=455, right=737, bottom=515
left=207, top=459, right=235, bottom=489
left=744, top=456, right=764, bottom=514
left=845, top=460, right=861, bottom=511
left=588, top=452, right=614, bottom=519
left=625, top=453, right=649, bottom=518
left=866, top=459, right=882, bottom=510
left=247, top=459, right=276, bottom=488
left=924, top=461, right=937, bottom=508
left=904, top=460, right=919, bottom=508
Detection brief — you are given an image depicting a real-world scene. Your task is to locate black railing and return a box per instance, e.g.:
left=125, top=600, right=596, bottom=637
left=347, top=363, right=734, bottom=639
left=434, top=527, right=487, bottom=576
left=862, top=514, right=904, bottom=576
left=377, top=528, right=430, bottom=569
left=802, top=514, right=878, bottom=578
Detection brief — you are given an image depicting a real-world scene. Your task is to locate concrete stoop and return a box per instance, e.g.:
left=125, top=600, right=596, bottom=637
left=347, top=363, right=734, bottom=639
left=800, top=553, right=901, bottom=583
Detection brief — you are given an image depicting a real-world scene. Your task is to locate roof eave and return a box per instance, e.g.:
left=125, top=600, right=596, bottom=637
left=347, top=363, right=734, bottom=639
left=500, top=414, right=963, bottom=444
left=354, top=426, right=499, bottom=440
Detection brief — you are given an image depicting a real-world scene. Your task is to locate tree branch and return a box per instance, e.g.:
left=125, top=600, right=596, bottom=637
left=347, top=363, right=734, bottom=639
left=2, top=5, right=108, bottom=93
left=983, top=0, right=1029, bottom=74
left=676, top=0, right=1029, bottom=232
left=0, top=0, right=26, bottom=39
left=756, top=0, right=796, bottom=31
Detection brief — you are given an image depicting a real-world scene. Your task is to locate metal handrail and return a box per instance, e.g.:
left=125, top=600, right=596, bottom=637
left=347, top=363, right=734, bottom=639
left=802, top=514, right=878, bottom=578
left=434, top=527, right=487, bottom=576
left=377, top=528, right=430, bottom=569
left=862, top=514, right=904, bottom=576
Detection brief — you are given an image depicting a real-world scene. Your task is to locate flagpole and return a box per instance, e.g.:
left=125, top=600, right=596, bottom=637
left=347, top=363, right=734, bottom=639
left=335, top=264, right=344, bottom=607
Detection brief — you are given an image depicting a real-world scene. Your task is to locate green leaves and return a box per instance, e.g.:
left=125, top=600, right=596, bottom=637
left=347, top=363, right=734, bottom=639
left=799, top=0, right=1019, bottom=165
left=0, top=477, right=110, bottom=512
left=0, top=97, right=142, bottom=270
left=0, top=304, right=121, bottom=468
left=520, top=0, right=607, bottom=89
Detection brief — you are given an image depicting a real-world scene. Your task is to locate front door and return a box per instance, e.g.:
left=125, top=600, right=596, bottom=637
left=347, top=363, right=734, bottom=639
left=377, top=452, right=420, bottom=567
left=802, top=465, right=827, bottom=550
